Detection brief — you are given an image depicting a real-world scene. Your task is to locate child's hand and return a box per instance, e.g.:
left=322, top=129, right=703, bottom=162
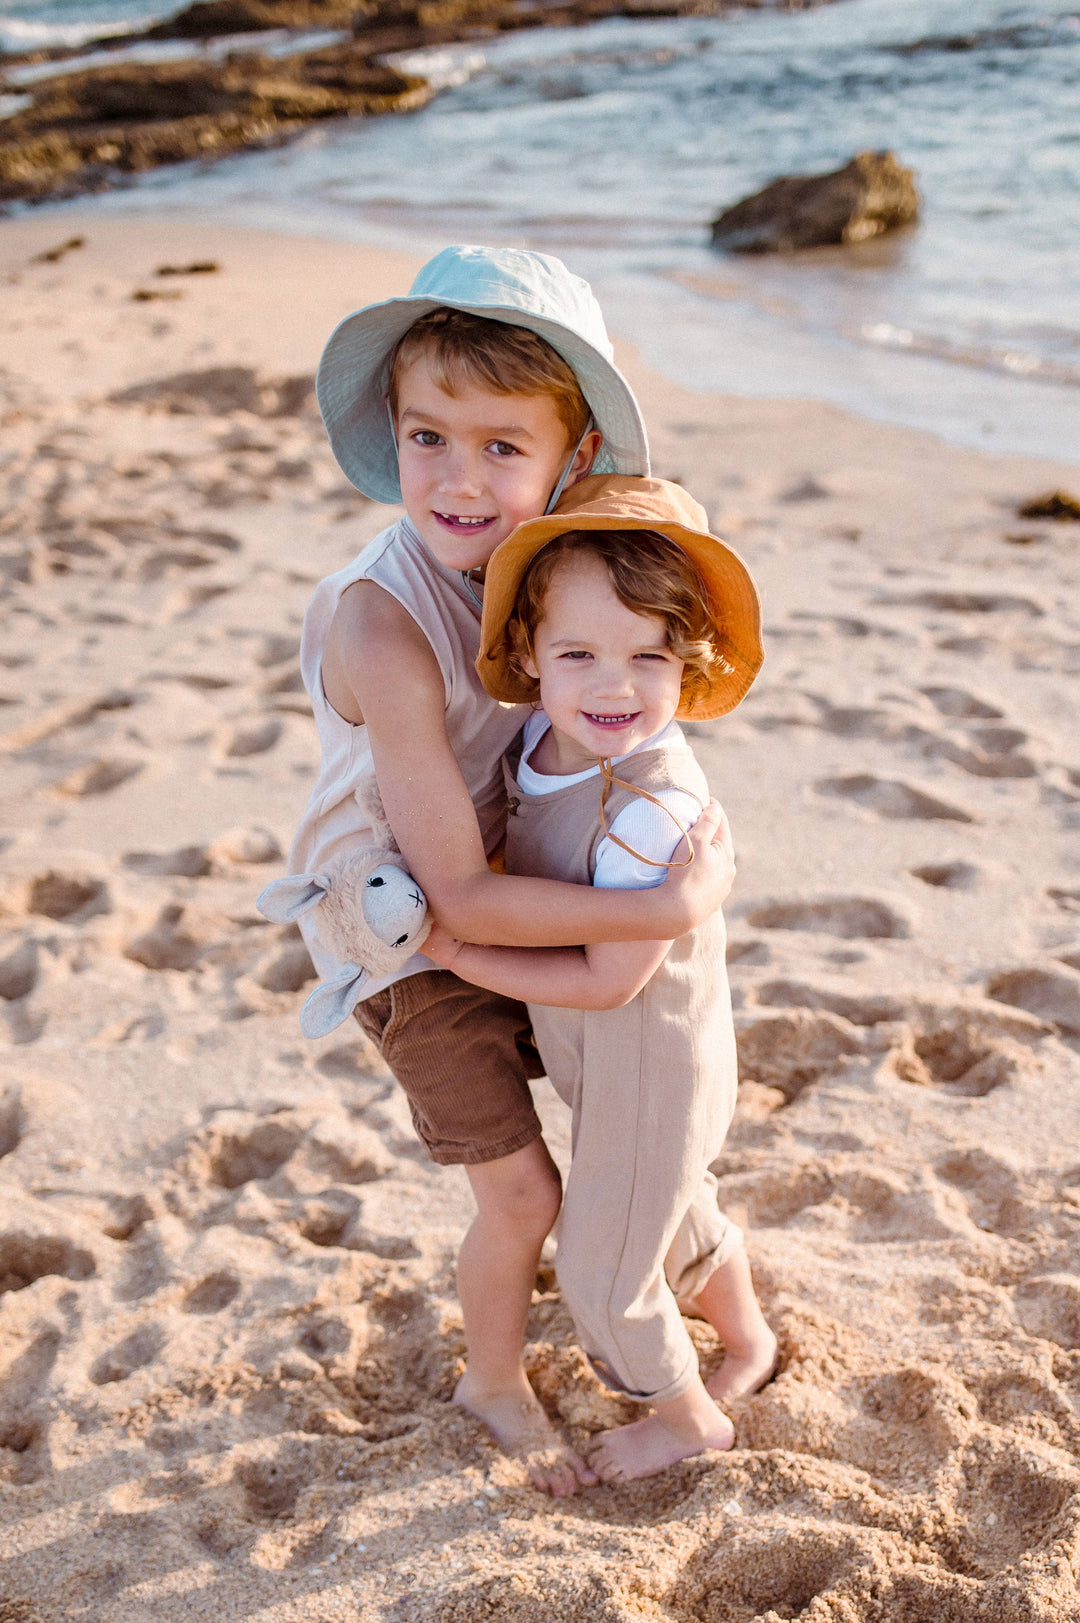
left=422, top=921, right=465, bottom=969
left=664, top=800, right=736, bottom=925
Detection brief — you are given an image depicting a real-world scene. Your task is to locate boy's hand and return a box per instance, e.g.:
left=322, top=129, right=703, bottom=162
left=423, top=922, right=465, bottom=970
left=663, top=801, right=735, bottom=928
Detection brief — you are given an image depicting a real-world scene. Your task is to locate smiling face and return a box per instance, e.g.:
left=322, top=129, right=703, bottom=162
left=394, top=352, right=597, bottom=572
left=522, top=552, right=685, bottom=775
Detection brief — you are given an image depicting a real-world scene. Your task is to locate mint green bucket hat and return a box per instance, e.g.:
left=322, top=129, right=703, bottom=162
left=316, top=244, right=650, bottom=505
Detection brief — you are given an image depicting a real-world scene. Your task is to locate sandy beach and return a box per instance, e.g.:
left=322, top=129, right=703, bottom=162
left=1, top=211, right=1079, bottom=1622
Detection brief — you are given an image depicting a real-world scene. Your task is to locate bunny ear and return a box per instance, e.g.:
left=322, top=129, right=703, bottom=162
left=256, top=873, right=333, bottom=923
left=299, top=962, right=371, bottom=1038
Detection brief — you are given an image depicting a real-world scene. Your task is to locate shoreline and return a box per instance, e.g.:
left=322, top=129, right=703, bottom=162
left=2, top=209, right=1080, bottom=1622
left=14, top=185, right=1080, bottom=464
left=6, top=203, right=1080, bottom=470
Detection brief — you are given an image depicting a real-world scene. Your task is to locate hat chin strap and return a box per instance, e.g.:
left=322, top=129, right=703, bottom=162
left=545, top=416, right=597, bottom=515
left=385, top=398, right=597, bottom=604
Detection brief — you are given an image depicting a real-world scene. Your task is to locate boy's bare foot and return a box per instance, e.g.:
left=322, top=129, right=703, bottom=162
left=705, top=1329, right=780, bottom=1405
left=453, top=1371, right=598, bottom=1497
left=587, top=1393, right=734, bottom=1484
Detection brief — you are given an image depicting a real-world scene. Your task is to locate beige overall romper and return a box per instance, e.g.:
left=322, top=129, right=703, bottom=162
left=505, top=740, right=742, bottom=1404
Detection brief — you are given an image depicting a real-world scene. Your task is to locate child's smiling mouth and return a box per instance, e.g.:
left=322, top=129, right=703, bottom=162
left=584, top=712, right=640, bottom=729
left=434, top=511, right=496, bottom=535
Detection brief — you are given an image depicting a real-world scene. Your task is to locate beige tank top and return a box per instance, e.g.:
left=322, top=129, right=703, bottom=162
left=289, top=516, right=526, bottom=993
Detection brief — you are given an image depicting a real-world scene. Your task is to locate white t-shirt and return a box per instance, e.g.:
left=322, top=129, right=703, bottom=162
left=515, top=712, right=702, bottom=890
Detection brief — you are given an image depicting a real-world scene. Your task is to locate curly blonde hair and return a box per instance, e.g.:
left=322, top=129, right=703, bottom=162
left=505, top=528, right=733, bottom=712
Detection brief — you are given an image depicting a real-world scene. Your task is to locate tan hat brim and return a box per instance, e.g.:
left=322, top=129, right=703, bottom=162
left=476, top=476, right=764, bottom=722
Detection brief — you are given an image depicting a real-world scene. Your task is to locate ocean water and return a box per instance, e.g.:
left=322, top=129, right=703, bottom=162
left=3, top=0, right=1079, bottom=458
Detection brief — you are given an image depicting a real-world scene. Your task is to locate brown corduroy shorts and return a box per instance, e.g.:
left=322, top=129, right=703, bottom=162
left=354, top=968, right=545, bottom=1166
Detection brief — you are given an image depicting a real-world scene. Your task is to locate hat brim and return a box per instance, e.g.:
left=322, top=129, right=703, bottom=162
left=476, top=480, right=764, bottom=721
left=315, top=295, right=649, bottom=505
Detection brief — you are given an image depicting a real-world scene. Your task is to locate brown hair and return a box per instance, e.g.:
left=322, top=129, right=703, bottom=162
left=387, top=307, right=591, bottom=445
left=505, top=528, right=732, bottom=712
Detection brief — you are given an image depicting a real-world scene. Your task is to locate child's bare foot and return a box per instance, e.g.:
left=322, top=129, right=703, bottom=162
left=453, top=1371, right=597, bottom=1497
left=686, top=1244, right=778, bottom=1405
left=705, top=1328, right=779, bottom=1405
left=587, top=1387, right=734, bottom=1484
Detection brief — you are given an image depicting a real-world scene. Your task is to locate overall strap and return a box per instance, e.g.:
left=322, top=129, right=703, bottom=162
left=597, top=757, right=695, bottom=870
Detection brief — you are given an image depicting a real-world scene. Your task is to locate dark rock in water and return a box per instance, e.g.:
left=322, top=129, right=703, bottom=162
left=0, top=46, right=432, bottom=205
left=711, top=150, right=919, bottom=254
left=1017, top=491, right=1080, bottom=522
left=146, top=0, right=356, bottom=36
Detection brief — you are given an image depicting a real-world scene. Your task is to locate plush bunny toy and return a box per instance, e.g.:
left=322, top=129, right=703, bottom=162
left=256, top=784, right=430, bottom=1037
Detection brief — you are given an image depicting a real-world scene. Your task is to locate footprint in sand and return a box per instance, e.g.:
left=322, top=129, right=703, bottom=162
left=736, top=1008, right=865, bottom=1101
left=215, top=716, right=283, bottom=759
left=934, top=1147, right=1036, bottom=1239
left=109, top=365, right=315, bottom=420
left=235, top=1446, right=316, bottom=1519
left=0, top=941, right=38, bottom=1003
left=677, top=1511, right=880, bottom=1620
left=986, top=964, right=1080, bottom=1036
left=816, top=773, right=977, bottom=823
left=0, top=1322, right=60, bottom=1483
left=257, top=664, right=306, bottom=700
left=53, top=758, right=142, bottom=797
left=745, top=895, right=911, bottom=940
left=89, top=1324, right=165, bottom=1387
left=0, top=688, right=135, bottom=751
left=183, top=1271, right=241, bottom=1315
left=910, top=860, right=983, bottom=890
left=250, top=939, right=317, bottom=995
left=753, top=978, right=906, bottom=1026
left=0, top=1230, right=96, bottom=1297
left=194, top=1113, right=306, bottom=1191
left=122, top=845, right=212, bottom=878
left=7, top=871, right=109, bottom=921
left=251, top=633, right=301, bottom=668
left=0, top=1091, right=26, bottom=1159
left=874, top=589, right=1045, bottom=618
left=1013, top=1275, right=1080, bottom=1349
left=163, top=583, right=234, bottom=621
left=210, top=826, right=281, bottom=865
left=928, top=724, right=1038, bottom=780
left=920, top=685, right=1004, bottom=720
left=775, top=610, right=909, bottom=642
left=950, top=1443, right=1076, bottom=1577
left=123, top=905, right=201, bottom=972
left=885, top=1007, right=1039, bottom=1097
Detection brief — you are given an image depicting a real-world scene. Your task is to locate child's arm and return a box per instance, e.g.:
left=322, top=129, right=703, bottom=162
left=326, top=581, right=733, bottom=947
left=423, top=924, right=671, bottom=1012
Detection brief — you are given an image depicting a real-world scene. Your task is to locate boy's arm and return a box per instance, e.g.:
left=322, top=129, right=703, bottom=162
left=329, top=581, right=733, bottom=947
left=424, top=924, right=672, bottom=1011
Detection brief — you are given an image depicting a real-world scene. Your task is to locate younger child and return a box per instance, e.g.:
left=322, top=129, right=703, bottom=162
left=289, top=247, right=736, bottom=1494
left=423, top=475, right=778, bottom=1482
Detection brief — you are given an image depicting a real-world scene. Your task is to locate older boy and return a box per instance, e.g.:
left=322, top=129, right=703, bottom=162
left=290, top=246, right=733, bottom=1494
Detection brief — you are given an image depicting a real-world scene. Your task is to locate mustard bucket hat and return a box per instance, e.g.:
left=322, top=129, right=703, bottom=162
left=476, top=475, right=764, bottom=721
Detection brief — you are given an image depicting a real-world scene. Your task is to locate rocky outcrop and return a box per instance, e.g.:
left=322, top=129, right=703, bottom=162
left=0, top=45, right=432, bottom=205
left=711, top=150, right=919, bottom=254
left=146, top=0, right=356, bottom=35
left=0, top=0, right=770, bottom=206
